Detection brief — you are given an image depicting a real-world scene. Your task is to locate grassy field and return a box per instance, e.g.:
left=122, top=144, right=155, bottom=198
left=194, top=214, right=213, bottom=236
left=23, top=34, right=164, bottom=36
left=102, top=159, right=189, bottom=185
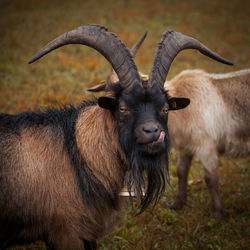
left=0, top=0, right=249, bottom=249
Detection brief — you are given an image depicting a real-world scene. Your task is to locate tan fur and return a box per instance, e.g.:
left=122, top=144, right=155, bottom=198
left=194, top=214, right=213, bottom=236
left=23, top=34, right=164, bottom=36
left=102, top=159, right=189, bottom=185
left=165, top=69, right=250, bottom=217
left=4, top=127, right=86, bottom=248
left=75, top=105, right=128, bottom=239
left=0, top=106, right=129, bottom=249
left=76, top=106, right=127, bottom=187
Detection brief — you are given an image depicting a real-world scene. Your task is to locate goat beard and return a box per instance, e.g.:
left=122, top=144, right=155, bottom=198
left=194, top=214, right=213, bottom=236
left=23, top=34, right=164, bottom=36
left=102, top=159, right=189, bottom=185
left=121, top=136, right=170, bottom=213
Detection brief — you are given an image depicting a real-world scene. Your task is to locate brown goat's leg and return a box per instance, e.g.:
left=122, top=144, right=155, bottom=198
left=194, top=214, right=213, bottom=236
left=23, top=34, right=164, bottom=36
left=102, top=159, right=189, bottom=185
left=48, top=233, right=85, bottom=250
left=49, top=234, right=85, bottom=250
left=200, top=149, right=223, bottom=218
left=48, top=219, right=85, bottom=250
left=170, top=153, right=193, bottom=209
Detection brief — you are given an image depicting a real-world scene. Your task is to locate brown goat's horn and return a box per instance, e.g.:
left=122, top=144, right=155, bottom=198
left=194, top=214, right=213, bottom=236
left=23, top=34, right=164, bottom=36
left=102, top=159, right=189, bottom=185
left=108, top=31, right=148, bottom=83
left=105, top=32, right=147, bottom=87
left=28, top=24, right=141, bottom=90
left=88, top=31, right=148, bottom=92
left=130, top=32, right=147, bottom=57
left=149, top=30, right=233, bottom=90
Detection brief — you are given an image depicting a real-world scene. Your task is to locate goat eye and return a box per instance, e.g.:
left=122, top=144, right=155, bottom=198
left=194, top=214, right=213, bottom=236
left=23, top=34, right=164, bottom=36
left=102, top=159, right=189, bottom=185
left=119, top=106, right=126, bottom=113
left=162, top=107, right=169, bottom=114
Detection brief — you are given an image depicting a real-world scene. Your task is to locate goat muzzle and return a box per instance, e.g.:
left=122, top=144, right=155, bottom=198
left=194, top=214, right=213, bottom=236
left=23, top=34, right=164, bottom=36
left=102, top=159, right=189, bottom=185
left=135, top=121, right=166, bottom=155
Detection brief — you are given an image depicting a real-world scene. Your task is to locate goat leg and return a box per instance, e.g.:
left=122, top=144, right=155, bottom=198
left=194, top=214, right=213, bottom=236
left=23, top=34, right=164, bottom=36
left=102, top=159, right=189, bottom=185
left=199, top=145, right=223, bottom=218
left=170, top=153, right=193, bottom=209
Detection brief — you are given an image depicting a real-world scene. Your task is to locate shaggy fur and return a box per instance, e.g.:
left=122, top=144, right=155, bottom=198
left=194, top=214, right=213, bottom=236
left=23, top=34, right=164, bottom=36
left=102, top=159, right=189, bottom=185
left=165, top=69, right=250, bottom=218
left=0, top=102, right=128, bottom=249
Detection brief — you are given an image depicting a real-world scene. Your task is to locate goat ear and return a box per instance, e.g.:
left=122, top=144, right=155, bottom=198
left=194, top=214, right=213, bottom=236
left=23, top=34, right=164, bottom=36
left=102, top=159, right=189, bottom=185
left=88, top=83, right=106, bottom=92
left=98, top=96, right=118, bottom=110
left=168, top=97, right=190, bottom=110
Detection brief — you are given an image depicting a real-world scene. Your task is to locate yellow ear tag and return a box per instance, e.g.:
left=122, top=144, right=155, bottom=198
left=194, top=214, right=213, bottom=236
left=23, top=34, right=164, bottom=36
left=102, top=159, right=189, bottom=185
left=100, top=80, right=106, bottom=83
left=172, top=101, right=177, bottom=109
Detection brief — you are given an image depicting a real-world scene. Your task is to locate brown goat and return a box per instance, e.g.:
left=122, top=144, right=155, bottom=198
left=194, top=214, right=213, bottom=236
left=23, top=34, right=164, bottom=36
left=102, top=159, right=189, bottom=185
left=165, top=69, right=250, bottom=218
left=0, top=106, right=127, bottom=249
left=0, top=25, right=232, bottom=249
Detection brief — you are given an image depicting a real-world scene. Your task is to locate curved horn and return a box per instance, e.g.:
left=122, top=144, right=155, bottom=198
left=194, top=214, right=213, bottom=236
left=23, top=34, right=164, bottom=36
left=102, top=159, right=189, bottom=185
left=149, top=30, right=233, bottom=90
left=28, top=24, right=140, bottom=90
left=130, top=31, right=147, bottom=57
left=108, top=31, right=148, bottom=83
left=88, top=31, right=148, bottom=92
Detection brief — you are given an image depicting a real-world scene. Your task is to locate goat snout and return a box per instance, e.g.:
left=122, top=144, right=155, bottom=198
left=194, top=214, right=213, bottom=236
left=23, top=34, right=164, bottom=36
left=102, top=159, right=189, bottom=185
left=135, top=121, right=166, bottom=155
left=136, top=121, right=163, bottom=144
left=142, top=123, right=160, bottom=142
left=143, top=123, right=159, bottom=134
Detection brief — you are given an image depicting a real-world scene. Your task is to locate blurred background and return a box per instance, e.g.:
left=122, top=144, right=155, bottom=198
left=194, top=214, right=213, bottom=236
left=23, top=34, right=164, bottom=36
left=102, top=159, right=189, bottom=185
left=0, top=0, right=249, bottom=249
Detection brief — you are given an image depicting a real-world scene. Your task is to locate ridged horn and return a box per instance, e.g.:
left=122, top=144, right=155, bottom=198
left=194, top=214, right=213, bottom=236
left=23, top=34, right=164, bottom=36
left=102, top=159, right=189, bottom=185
left=28, top=24, right=141, bottom=90
left=149, top=30, right=233, bottom=90
left=88, top=31, right=148, bottom=92
left=107, top=31, right=148, bottom=84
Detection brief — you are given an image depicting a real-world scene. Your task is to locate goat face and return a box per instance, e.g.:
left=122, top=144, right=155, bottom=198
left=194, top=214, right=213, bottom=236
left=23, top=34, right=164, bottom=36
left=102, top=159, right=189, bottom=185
left=115, top=83, right=168, bottom=157
left=98, top=79, right=189, bottom=157
left=97, top=81, right=188, bottom=160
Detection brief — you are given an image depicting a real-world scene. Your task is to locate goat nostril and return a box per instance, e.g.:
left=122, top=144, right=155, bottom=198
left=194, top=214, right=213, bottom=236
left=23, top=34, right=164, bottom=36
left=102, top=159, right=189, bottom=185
left=143, top=125, right=159, bottom=134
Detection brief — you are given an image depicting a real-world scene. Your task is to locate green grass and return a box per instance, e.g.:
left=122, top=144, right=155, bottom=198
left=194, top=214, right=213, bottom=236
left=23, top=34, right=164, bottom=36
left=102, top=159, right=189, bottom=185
left=1, top=0, right=250, bottom=249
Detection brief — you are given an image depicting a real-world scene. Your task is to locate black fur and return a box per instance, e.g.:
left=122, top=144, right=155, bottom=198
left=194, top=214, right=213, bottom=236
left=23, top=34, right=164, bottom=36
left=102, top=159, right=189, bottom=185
left=126, top=147, right=169, bottom=213
left=83, top=240, right=97, bottom=250
left=114, top=84, right=170, bottom=212
left=0, top=100, right=119, bottom=212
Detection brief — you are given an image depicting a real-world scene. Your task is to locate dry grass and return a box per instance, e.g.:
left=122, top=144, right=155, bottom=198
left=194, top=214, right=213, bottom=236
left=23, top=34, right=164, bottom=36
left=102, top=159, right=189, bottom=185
left=1, top=0, right=249, bottom=249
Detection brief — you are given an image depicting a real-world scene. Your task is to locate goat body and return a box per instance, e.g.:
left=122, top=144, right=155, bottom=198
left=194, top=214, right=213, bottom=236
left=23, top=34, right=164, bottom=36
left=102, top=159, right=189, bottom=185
left=166, top=69, right=250, bottom=218
left=0, top=103, right=128, bottom=249
left=0, top=73, right=174, bottom=250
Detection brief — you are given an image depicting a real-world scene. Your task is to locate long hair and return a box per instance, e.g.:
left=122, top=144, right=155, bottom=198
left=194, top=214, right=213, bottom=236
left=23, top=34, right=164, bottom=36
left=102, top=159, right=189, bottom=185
left=119, top=126, right=170, bottom=213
